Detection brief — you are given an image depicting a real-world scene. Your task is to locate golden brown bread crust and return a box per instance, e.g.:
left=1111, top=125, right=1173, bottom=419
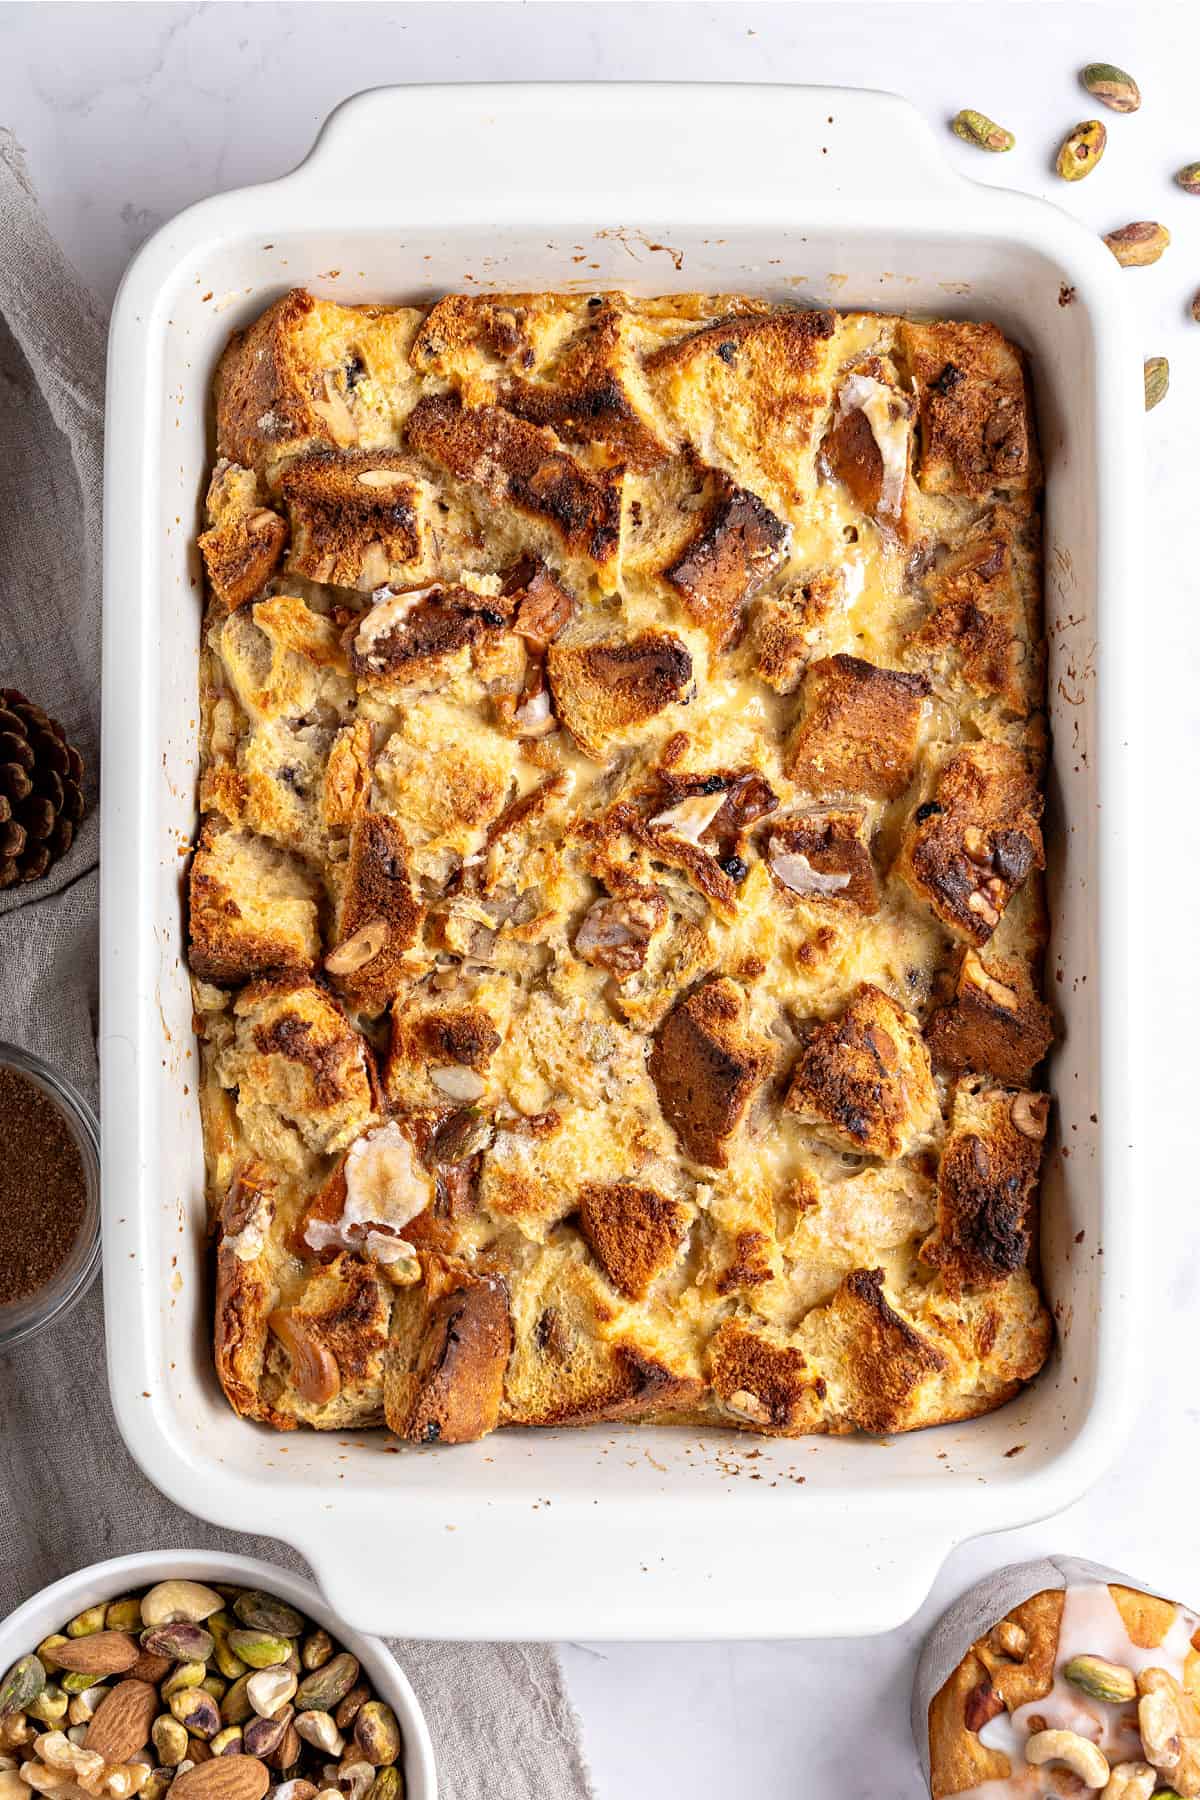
left=786, top=654, right=930, bottom=800
left=648, top=977, right=772, bottom=1168
left=196, top=289, right=1053, bottom=1445
left=406, top=392, right=623, bottom=571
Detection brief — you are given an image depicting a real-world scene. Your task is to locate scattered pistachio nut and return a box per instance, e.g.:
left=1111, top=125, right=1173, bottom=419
left=333, top=1690, right=369, bottom=1733
left=364, top=1769, right=401, bottom=1800
left=36, top=1641, right=68, bottom=1674
left=225, top=1635, right=292, bottom=1674
left=207, top=1617, right=247, bottom=1685
left=104, top=1605, right=143, bottom=1638
left=25, top=1689, right=68, bottom=1728
left=220, top=1677, right=254, bottom=1729
left=1176, top=164, right=1200, bottom=196
left=1081, top=62, right=1141, bottom=112
left=1104, top=222, right=1171, bottom=267
left=1057, top=119, right=1107, bottom=181
left=231, top=1598, right=305, bottom=1643
left=169, top=1692, right=221, bottom=1741
left=242, top=1711, right=292, bottom=1760
left=951, top=109, right=1015, bottom=152
left=1145, top=357, right=1170, bottom=411
left=1064, top=1653, right=1138, bottom=1704
left=209, top=1727, right=243, bottom=1758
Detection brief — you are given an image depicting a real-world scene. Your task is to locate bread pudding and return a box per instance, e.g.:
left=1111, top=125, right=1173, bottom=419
left=189, top=287, right=1054, bottom=1443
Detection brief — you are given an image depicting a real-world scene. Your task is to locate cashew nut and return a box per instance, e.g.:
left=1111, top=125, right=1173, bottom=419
left=1138, top=1688, right=1183, bottom=1771
left=990, top=1620, right=1029, bottom=1660
left=1025, top=1729, right=1111, bottom=1789
left=1102, top=1764, right=1157, bottom=1800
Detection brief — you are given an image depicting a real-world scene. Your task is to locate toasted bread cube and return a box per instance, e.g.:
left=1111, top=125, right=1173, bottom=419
left=501, top=1235, right=702, bottom=1427
left=577, top=1182, right=690, bottom=1300
left=406, top=392, right=623, bottom=584
left=500, top=300, right=674, bottom=472
left=215, top=288, right=424, bottom=480
left=385, top=1256, right=512, bottom=1444
left=280, top=450, right=429, bottom=590
left=663, top=478, right=789, bottom=648
left=900, top=319, right=1033, bottom=497
left=198, top=461, right=287, bottom=613
left=798, top=1267, right=952, bottom=1434
left=646, top=306, right=840, bottom=513
left=925, top=948, right=1054, bottom=1084
left=648, top=976, right=772, bottom=1168
left=383, top=993, right=504, bottom=1112
left=410, top=290, right=588, bottom=384
left=222, top=975, right=376, bottom=1170
left=371, top=696, right=518, bottom=863
left=785, top=655, right=929, bottom=800
left=214, top=1162, right=294, bottom=1428
left=346, top=581, right=515, bottom=700
left=266, top=1253, right=392, bottom=1429
left=750, top=570, right=844, bottom=693
left=547, top=628, right=693, bottom=759
left=763, top=806, right=879, bottom=914
left=708, top=1317, right=825, bottom=1434
left=326, top=813, right=425, bottom=1016
left=321, top=719, right=374, bottom=833
left=217, top=591, right=351, bottom=726
left=189, top=817, right=320, bottom=985
left=819, top=362, right=914, bottom=531
left=906, top=504, right=1042, bottom=717
left=785, top=982, right=938, bottom=1159
left=922, top=1078, right=1048, bottom=1292
left=895, top=742, right=1044, bottom=944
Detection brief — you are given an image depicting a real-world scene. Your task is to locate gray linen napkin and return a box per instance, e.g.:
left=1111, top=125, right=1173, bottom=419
left=0, top=129, right=594, bottom=1800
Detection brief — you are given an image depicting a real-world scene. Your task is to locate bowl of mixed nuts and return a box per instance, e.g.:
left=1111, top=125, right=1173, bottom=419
left=0, top=1555, right=434, bottom=1800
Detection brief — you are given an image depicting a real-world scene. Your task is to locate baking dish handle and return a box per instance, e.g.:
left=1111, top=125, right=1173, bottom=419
left=290, top=83, right=974, bottom=228
left=293, top=1502, right=958, bottom=1641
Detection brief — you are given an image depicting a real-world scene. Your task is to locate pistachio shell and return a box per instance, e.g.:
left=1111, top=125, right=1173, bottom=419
left=226, top=1635, right=292, bottom=1672
left=294, top=1657, right=359, bottom=1715
left=152, top=1716, right=189, bottom=1768
left=1057, top=119, right=1107, bottom=181
left=1081, top=62, right=1141, bottom=112
left=1064, top=1653, right=1138, bottom=1703
left=0, top=1656, right=46, bottom=1718
left=1175, top=163, right=1200, bottom=196
left=951, top=109, right=1015, bottom=153
left=66, top=1609, right=107, bottom=1640
left=231, top=1596, right=305, bottom=1641
left=141, top=1626, right=214, bottom=1664
left=353, top=1705, right=400, bottom=1768
left=140, top=1583, right=224, bottom=1629
left=299, top=1635, right=333, bottom=1676
left=1145, top=356, right=1169, bottom=410
left=162, top=1663, right=207, bottom=1700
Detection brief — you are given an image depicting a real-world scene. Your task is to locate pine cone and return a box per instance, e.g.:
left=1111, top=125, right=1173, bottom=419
left=0, top=690, right=86, bottom=888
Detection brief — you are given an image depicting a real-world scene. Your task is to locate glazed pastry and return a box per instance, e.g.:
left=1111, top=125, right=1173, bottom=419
left=924, top=1563, right=1200, bottom=1796
left=189, top=287, right=1053, bottom=1443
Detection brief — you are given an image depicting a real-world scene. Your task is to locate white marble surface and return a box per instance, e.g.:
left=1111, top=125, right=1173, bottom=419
left=1, top=2, right=1197, bottom=1794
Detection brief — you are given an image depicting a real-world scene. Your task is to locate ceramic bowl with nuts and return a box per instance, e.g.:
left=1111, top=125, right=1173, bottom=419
left=913, top=1556, right=1200, bottom=1797
left=0, top=1556, right=433, bottom=1800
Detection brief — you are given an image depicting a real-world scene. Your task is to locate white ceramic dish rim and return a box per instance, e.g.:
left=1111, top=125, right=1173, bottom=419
left=0, top=1550, right=436, bottom=1799
left=100, top=83, right=1143, bottom=1640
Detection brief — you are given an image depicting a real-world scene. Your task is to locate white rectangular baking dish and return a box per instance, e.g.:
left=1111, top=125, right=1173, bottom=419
left=100, top=83, right=1142, bottom=1640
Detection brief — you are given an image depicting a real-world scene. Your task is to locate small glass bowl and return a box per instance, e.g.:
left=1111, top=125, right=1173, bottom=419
left=0, top=1040, right=101, bottom=1351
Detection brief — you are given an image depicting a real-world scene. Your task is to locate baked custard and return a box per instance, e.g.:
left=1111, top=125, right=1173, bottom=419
left=189, top=287, right=1053, bottom=1443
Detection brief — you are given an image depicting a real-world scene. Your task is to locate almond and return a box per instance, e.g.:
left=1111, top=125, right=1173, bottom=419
left=168, top=1755, right=271, bottom=1800
left=50, top=1634, right=140, bottom=1677
left=127, top=1651, right=172, bottom=1687
left=84, top=1681, right=158, bottom=1762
